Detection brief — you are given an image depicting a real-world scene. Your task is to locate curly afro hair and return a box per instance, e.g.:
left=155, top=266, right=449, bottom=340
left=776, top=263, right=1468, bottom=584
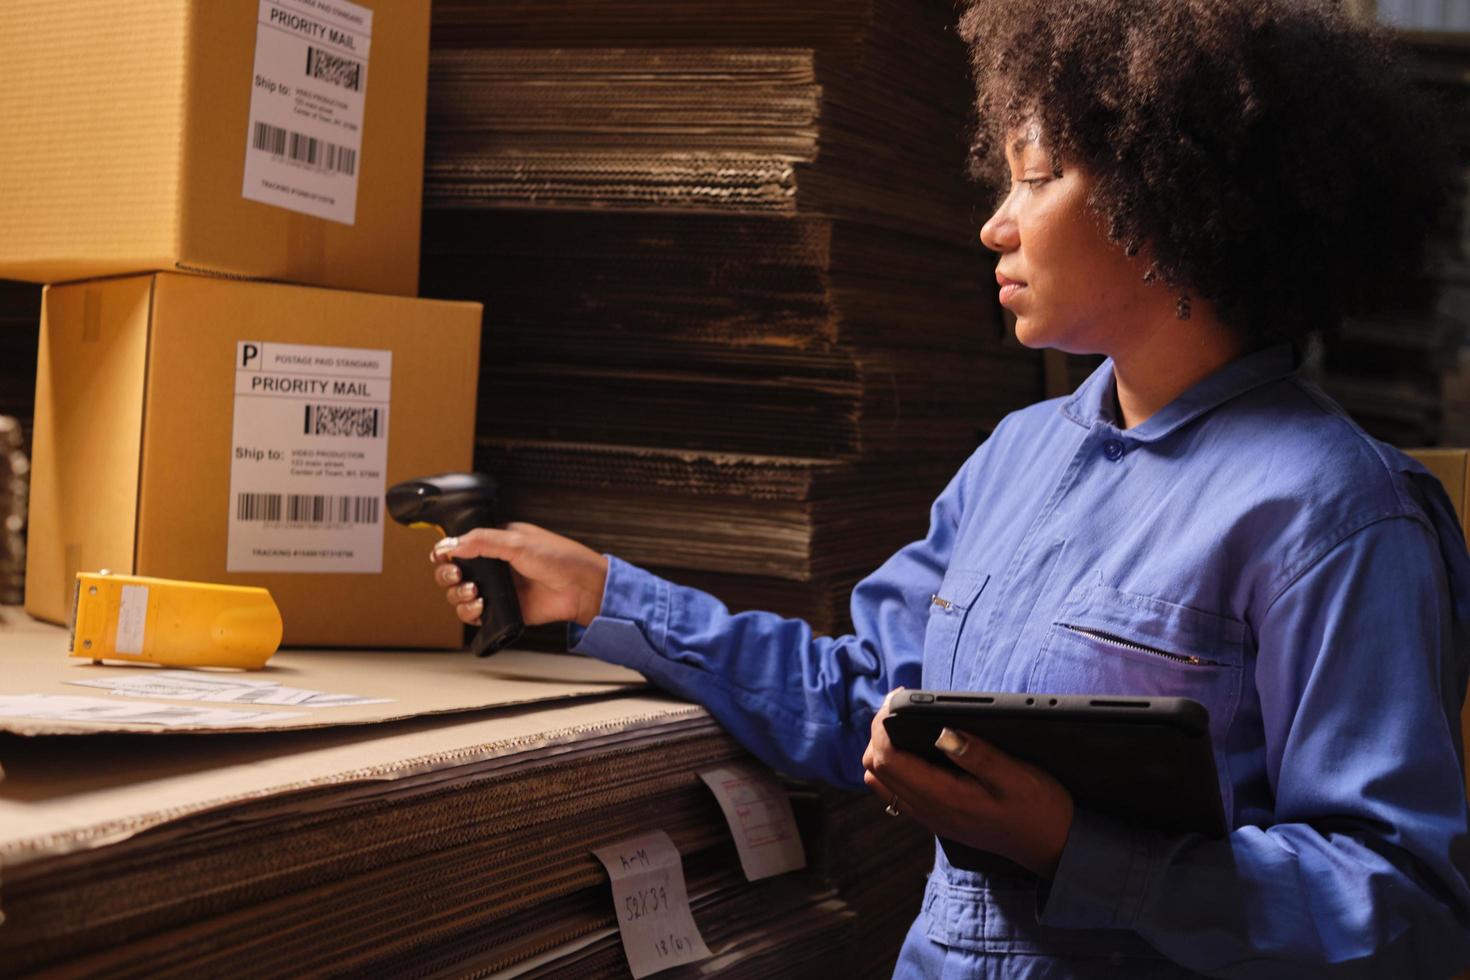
left=958, top=0, right=1447, bottom=345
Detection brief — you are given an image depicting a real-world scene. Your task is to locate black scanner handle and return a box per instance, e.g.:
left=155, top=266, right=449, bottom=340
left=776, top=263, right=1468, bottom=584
left=386, top=473, right=525, bottom=658
left=455, top=556, right=523, bottom=656
left=441, top=508, right=524, bottom=658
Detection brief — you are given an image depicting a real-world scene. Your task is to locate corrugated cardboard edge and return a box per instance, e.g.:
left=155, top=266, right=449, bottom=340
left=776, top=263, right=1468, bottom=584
left=0, top=697, right=711, bottom=868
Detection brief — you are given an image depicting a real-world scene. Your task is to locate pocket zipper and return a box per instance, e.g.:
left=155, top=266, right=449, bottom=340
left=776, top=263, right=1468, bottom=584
left=930, top=593, right=955, bottom=612
left=1060, top=624, right=1225, bottom=667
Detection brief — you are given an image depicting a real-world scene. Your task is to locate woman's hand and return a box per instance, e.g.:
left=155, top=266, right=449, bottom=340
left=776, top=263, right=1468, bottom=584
left=862, top=689, right=1076, bottom=878
left=430, top=523, right=609, bottom=628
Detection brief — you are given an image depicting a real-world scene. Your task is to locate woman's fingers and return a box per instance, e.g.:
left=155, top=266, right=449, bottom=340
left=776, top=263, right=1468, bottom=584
left=933, top=729, right=1008, bottom=798
left=860, top=692, right=1074, bottom=876
left=934, top=729, right=1057, bottom=800
left=455, top=598, right=483, bottom=626
left=424, top=522, right=610, bottom=628
left=430, top=527, right=525, bottom=565
left=444, top=582, right=477, bottom=607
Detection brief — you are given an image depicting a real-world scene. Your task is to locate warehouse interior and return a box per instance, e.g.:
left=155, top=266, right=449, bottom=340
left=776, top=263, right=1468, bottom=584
left=1, top=2, right=1468, bottom=977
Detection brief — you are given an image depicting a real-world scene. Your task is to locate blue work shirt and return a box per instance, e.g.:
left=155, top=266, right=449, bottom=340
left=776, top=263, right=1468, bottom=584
left=571, top=345, right=1470, bottom=977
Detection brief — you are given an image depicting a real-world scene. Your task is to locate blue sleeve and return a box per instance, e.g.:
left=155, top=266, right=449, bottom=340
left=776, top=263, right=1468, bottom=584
left=567, top=451, right=978, bottom=790
left=1039, top=516, right=1470, bottom=977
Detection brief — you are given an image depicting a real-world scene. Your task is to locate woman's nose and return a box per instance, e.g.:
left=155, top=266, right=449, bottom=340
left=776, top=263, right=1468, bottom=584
left=979, top=195, right=1018, bottom=254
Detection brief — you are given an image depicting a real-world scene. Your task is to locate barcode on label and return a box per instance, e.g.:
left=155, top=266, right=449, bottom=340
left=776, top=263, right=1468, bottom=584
left=237, top=492, right=283, bottom=522
left=236, top=493, right=381, bottom=525
left=305, top=404, right=380, bottom=438
left=252, top=122, right=357, bottom=176
left=306, top=46, right=362, bottom=92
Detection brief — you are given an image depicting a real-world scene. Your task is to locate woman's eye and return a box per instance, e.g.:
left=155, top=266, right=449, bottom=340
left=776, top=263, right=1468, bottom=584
left=1019, top=176, right=1051, bottom=188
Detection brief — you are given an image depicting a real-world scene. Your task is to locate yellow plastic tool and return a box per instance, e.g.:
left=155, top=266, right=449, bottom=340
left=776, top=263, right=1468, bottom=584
left=68, top=572, right=283, bottom=670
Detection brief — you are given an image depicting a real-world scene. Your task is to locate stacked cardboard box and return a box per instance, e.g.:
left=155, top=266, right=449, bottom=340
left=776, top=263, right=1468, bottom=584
left=0, top=0, right=483, bottom=647
left=422, top=0, right=1044, bottom=639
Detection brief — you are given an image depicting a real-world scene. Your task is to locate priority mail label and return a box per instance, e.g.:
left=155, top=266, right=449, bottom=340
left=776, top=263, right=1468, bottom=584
left=227, top=340, right=390, bottom=574
left=242, top=0, right=373, bottom=224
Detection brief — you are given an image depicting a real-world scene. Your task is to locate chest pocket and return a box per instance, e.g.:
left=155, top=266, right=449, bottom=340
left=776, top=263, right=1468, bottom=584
left=922, top=569, right=990, bottom=689
left=1028, top=580, right=1246, bottom=812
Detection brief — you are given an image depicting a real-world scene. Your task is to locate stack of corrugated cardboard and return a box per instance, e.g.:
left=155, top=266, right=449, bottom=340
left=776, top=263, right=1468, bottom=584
left=421, top=0, right=1044, bottom=636
left=0, top=620, right=933, bottom=978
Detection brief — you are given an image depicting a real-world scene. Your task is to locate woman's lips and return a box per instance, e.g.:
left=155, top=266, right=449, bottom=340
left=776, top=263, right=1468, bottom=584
left=996, top=273, right=1027, bottom=306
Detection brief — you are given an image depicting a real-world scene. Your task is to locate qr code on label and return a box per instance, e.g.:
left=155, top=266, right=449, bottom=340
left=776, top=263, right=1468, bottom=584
left=305, top=404, right=380, bottom=438
left=306, top=46, right=362, bottom=92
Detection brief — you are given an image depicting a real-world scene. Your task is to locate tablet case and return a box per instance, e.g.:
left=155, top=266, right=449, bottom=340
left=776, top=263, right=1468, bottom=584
left=883, top=691, right=1226, bottom=874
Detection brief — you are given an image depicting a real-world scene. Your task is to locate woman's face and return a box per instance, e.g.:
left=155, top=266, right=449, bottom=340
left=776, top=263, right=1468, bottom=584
left=979, top=127, right=1150, bottom=355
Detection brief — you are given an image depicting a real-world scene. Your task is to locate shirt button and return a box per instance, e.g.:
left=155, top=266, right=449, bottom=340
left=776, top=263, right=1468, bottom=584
left=1103, top=439, right=1125, bottom=461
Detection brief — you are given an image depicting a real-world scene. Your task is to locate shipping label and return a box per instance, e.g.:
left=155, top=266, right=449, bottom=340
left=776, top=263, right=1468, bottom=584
left=241, top=0, right=373, bottom=224
left=227, top=340, right=390, bottom=574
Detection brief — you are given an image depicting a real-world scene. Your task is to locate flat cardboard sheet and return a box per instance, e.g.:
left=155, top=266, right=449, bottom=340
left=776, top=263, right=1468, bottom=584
left=0, top=612, right=646, bottom=735
left=0, top=691, right=705, bottom=868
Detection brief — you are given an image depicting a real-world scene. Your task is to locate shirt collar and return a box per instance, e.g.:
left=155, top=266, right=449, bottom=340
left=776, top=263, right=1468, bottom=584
left=1060, top=344, right=1300, bottom=443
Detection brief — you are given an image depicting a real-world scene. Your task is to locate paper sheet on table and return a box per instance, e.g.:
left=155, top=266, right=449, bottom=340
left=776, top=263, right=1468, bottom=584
left=65, top=671, right=393, bottom=707
left=0, top=694, right=305, bottom=728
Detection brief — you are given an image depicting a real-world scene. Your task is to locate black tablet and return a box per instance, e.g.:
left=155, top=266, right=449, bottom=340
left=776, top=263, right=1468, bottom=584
left=883, top=690, right=1226, bottom=872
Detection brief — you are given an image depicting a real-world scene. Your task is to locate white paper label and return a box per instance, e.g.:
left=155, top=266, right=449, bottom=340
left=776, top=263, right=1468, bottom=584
left=0, top=694, right=305, bottom=728
left=592, top=831, right=711, bottom=978
left=698, top=764, right=806, bottom=881
left=114, top=585, right=149, bottom=655
left=242, top=0, right=373, bottom=224
left=227, top=340, right=390, bottom=574
left=66, top=671, right=393, bottom=707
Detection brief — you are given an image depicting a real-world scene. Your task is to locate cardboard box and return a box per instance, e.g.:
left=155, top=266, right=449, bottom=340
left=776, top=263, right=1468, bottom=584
left=1407, top=448, right=1470, bottom=810
left=26, top=273, right=481, bottom=647
left=1410, top=448, right=1470, bottom=542
left=0, top=0, right=427, bottom=296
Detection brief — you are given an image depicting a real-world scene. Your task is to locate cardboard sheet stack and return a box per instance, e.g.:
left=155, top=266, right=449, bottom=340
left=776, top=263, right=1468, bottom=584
left=0, top=662, right=932, bottom=978
left=421, top=0, right=1043, bottom=635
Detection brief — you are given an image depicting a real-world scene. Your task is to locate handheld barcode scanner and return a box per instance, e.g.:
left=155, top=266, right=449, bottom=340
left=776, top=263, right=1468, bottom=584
left=387, top=472, right=524, bottom=657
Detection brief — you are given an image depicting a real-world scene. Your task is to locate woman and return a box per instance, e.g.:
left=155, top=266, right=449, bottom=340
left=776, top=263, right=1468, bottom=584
left=431, top=1, right=1470, bottom=975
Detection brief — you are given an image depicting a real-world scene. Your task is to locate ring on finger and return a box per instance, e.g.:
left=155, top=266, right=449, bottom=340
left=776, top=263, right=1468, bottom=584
left=884, top=795, right=901, bottom=817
